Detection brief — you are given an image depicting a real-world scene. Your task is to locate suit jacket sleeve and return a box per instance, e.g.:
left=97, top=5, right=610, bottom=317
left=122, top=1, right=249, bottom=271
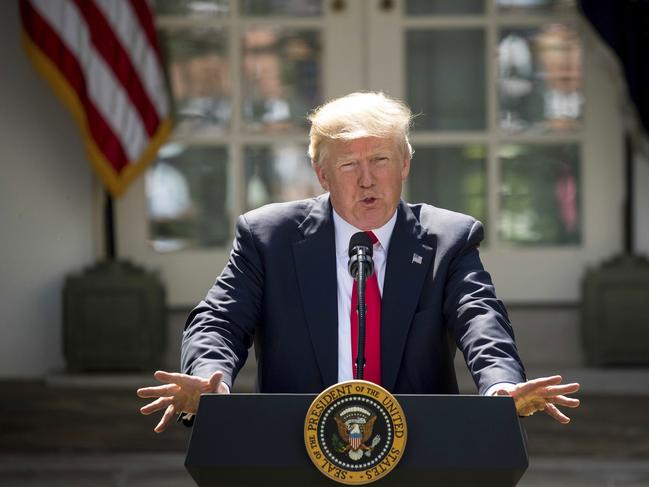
left=180, top=214, right=262, bottom=390
left=442, top=219, right=526, bottom=394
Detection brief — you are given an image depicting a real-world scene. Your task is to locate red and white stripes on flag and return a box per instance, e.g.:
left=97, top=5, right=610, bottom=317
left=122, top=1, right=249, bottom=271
left=20, top=0, right=172, bottom=197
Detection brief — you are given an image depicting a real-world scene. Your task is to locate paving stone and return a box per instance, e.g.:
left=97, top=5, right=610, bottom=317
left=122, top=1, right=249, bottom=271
left=611, top=474, right=649, bottom=487
left=522, top=459, right=649, bottom=487
left=0, top=471, right=116, bottom=487
left=518, top=473, right=607, bottom=487
left=123, top=471, right=196, bottom=487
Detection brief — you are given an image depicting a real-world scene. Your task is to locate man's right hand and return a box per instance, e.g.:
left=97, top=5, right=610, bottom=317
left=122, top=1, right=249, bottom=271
left=137, top=370, right=228, bottom=433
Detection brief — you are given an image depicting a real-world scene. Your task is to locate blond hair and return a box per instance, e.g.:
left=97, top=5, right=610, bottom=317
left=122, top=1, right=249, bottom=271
left=307, top=92, right=413, bottom=166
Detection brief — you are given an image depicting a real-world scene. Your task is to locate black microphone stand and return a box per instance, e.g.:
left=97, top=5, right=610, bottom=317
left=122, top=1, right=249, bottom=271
left=355, top=247, right=369, bottom=381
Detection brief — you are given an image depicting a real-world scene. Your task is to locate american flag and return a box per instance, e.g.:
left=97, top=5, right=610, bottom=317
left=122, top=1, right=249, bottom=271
left=350, top=431, right=362, bottom=451
left=20, top=0, right=171, bottom=197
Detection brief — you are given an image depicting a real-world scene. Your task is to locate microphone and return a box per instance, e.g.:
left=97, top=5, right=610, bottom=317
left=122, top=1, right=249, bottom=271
left=348, top=232, right=375, bottom=381
left=348, top=232, right=374, bottom=280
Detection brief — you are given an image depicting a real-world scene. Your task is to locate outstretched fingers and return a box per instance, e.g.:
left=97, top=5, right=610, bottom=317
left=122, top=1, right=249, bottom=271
left=511, top=376, right=581, bottom=424
left=515, top=376, right=580, bottom=400
left=138, top=370, right=228, bottom=433
left=549, top=395, right=580, bottom=408
left=540, top=382, right=580, bottom=398
left=515, top=375, right=563, bottom=396
left=140, top=396, right=174, bottom=415
left=136, top=383, right=180, bottom=399
left=544, top=403, right=571, bottom=424
left=155, top=404, right=177, bottom=433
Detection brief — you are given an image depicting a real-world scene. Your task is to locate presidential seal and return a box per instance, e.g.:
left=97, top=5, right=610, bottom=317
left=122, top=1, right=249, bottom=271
left=304, top=380, right=407, bottom=485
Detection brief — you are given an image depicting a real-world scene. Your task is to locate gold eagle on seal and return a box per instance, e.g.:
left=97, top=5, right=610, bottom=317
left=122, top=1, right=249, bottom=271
left=334, top=407, right=381, bottom=461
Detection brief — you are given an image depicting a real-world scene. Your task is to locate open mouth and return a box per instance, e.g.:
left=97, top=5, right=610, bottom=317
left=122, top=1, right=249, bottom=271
left=361, top=197, right=377, bottom=205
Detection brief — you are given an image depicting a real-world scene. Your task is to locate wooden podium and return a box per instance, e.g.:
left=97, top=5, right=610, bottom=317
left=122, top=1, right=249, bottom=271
left=185, top=394, right=528, bottom=486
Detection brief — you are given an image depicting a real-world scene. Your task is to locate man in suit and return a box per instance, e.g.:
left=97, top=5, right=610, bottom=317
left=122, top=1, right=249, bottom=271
left=138, top=92, right=580, bottom=433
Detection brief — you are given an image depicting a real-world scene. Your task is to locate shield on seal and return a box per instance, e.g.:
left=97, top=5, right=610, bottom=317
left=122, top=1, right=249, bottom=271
left=350, top=430, right=362, bottom=450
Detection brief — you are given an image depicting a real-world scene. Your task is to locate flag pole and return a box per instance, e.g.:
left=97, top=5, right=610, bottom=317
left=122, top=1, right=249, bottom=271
left=104, top=190, right=116, bottom=260
left=623, top=133, right=634, bottom=255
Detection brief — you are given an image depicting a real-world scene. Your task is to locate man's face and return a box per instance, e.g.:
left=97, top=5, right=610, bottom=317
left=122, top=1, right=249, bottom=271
left=314, top=137, right=410, bottom=230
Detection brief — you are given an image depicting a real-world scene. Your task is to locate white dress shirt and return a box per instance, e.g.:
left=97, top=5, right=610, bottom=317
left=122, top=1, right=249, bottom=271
left=333, top=209, right=397, bottom=382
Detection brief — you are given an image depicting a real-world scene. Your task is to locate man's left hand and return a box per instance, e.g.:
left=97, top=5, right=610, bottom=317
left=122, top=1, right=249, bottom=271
left=495, top=375, right=580, bottom=424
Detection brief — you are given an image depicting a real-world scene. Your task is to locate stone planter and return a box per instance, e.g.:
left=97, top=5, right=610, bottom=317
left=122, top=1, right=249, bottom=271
left=63, top=260, right=166, bottom=372
left=582, top=254, right=649, bottom=365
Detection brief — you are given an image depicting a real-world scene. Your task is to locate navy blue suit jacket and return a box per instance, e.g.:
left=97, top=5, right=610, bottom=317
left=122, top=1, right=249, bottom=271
left=181, top=194, right=526, bottom=394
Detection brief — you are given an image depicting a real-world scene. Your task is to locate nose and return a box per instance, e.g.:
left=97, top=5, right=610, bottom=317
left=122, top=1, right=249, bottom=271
left=358, top=161, right=374, bottom=188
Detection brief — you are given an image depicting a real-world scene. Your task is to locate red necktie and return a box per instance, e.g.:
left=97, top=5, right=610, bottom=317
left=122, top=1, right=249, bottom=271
left=350, top=231, right=382, bottom=385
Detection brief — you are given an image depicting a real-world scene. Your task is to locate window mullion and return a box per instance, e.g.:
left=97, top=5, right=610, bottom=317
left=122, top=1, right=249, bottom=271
left=486, top=0, right=499, bottom=245
left=230, top=0, right=245, bottom=221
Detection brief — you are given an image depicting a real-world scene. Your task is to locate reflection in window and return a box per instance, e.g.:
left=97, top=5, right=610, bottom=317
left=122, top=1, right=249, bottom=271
left=242, top=28, right=322, bottom=132
left=159, top=27, right=231, bottom=138
left=405, top=0, right=484, bottom=15
left=407, top=29, right=486, bottom=131
left=241, top=0, right=322, bottom=16
left=146, top=144, right=230, bottom=252
left=154, top=0, right=229, bottom=16
left=409, top=146, right=487, bottom=226
left=244, top=145, right=323, bottom=210
left=499, top=144, right=580, bottom=245
left=499, top=24, right=582, bottom=134
left=497, top=0, right=575, bottom=13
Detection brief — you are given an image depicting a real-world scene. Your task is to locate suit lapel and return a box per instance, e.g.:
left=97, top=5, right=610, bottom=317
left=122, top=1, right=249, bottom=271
left=381, top=201, right=435, bottom=391
left=292, top=195, right=338, bottom=388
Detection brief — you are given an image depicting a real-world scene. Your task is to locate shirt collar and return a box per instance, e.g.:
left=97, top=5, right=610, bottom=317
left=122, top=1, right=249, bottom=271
left=332, top=207, right=398, bottom=258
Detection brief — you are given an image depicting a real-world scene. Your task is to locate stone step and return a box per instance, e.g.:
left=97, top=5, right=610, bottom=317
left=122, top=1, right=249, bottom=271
left=1, top=454, right=649, bottom=487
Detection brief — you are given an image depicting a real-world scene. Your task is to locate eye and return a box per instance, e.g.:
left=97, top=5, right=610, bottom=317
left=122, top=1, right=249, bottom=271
left=339, top=161, right=356, bottom=171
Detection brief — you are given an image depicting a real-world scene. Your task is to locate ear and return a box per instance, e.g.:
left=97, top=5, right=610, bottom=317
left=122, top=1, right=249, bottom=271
left=314, top=162, right=330, bottom=191
left=400, top=156, right=411, bottom=181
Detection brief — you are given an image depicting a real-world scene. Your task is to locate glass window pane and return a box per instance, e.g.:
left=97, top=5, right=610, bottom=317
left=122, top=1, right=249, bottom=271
left=154, top=0, right=229, bottom=17
left=244, top=145, right=323, bottom=210
left=146, top=144, right=230, bottom=252
left=241, top=0, right=322, bottom=16
left=409, top=145, right=487, bottom=225
left=407, top=30, right=486, bottom=131
left=499, top=24, right=583, bottom=134
left=159, top=27, right=231, bottom=137
left=497, top=0, right=575, bottom=13
left=405, top=0, right=484, bottom=15
left=242, top=28, right=322, bottom=132
left=499, top=144, right=580, bottom=245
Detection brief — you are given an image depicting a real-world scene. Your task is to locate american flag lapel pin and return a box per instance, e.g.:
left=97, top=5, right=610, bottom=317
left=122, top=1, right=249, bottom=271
left=412, top=253, right=423, bottom=264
